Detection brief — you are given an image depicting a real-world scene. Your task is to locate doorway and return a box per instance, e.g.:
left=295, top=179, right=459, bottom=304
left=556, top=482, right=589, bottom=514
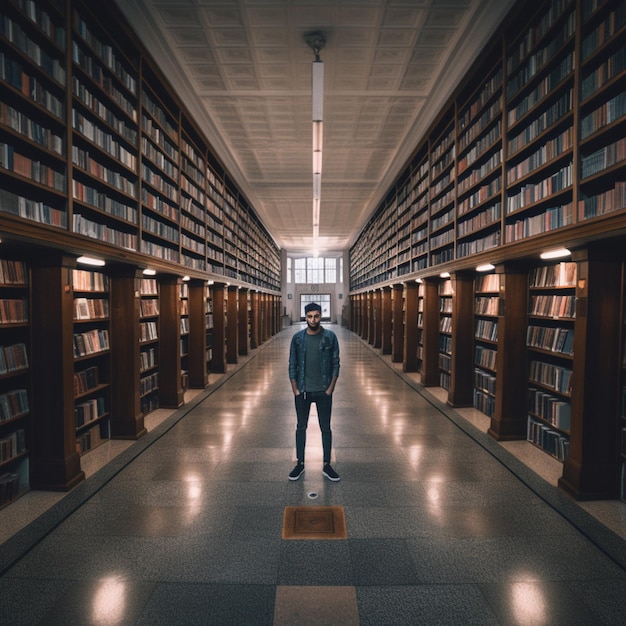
left=300, top=294, right=331, bottom=321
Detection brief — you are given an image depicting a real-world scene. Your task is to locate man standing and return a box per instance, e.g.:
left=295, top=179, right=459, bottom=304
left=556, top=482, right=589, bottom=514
left=288, top=302, right=340, bottom=481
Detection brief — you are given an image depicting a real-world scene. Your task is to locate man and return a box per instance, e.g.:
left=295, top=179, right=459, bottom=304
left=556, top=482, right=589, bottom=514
left=288, top=302, right=340, bottom=481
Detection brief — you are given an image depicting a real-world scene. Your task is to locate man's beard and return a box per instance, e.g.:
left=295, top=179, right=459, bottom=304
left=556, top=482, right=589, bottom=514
left=307, top=319, right=320, bottom=330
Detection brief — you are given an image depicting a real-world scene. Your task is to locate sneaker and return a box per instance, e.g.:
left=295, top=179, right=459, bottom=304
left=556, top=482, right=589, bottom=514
left=289, top=463, right=305, bottom=481
left=323, top=464, right=340, bottom=482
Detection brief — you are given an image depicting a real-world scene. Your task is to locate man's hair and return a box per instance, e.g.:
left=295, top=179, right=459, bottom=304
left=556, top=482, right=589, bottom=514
left=305, top=302, right=322, bottom=314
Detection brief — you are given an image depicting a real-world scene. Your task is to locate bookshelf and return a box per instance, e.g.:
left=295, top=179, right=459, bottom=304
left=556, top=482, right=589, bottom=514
left=525, top=261, right=575, bottom=461
left=438, top=278, right=453, bottom=389
left=206, top=283, right=214, bottom=372
left=72, top=268, right=111, bottom=455
left=139, top=277, right=159, bottom=416
left=348, top=0, right=626, bottom=499
left=179, top=280, right=189, bottom=391
left=0, top=258, right=30, bottom=508
left=473, top=272, right=499, bottom=417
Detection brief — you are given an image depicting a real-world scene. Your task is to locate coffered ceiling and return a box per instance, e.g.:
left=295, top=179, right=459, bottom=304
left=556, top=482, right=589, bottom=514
left=114, top=0, right=516, bottom=254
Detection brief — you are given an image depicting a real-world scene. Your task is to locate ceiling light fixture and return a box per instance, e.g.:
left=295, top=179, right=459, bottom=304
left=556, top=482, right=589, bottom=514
left=305, top=31, right=326, bottom=254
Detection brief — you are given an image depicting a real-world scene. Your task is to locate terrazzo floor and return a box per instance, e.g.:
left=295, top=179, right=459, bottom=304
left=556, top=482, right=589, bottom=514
left=1, top=324, right=625, bottom=625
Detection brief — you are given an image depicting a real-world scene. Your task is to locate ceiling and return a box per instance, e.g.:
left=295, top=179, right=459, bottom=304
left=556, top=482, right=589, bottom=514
left=114, top=0, right=516, bottom=254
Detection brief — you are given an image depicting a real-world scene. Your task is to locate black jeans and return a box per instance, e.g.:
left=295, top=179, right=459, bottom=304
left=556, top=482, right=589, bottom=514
left=294, top=391, right=332, bottom=464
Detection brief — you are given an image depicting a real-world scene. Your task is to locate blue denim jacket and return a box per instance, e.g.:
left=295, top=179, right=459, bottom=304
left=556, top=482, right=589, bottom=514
left=288, top=327, right=340, bottom=393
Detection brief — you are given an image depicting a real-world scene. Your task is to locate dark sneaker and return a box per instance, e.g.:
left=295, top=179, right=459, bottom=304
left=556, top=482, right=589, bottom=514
left=289, top=463, right=305, bottom=481
left=323, top=464, right=340, bottom=482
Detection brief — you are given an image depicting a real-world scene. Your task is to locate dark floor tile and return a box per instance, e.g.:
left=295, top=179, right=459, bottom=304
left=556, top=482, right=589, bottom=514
left=357, top=585, right=500, bottom=626
left=36, top=578, right=156, bottom=626
left=136, top=583, right=275, bottom=626
left=0, top=578, right=74, bottom=626
left=278, top=540, right=353, bottom=585
left=349, top=539, right=421, bottom=585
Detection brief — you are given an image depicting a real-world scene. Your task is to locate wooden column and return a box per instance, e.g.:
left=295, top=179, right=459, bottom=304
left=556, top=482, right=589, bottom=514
left=373, top=289, right=382, bottom=348
left=226, top=286, right=239, bottom=364
left=421, top=278, right=440, bottom=386
left=250, top=291, right=260, bottom=349
left=211, top=282, right=227, bottom=373
left=403, top=281, right=420, bottom=372
left=560, top=244, right=622, bottom=500
left=238, top=288, right=250, bottom=355
left=158, top=274, right=183, bottom=408
left=391, top=284, right=404, bottom=363
left=30, top=253, right=84, bottom=490
left=448, top=271, right=474, bottom=407
left=361, top=293, right=369, bottom=340
left=367, top=292, right=375, bottom=344
left=381, top=286, right=392, bottom=354
left=489, top=263, right=529, bottom=440
left=188, top=278, right=208, bottom=388
left=109, top=265, right=146, bottom=439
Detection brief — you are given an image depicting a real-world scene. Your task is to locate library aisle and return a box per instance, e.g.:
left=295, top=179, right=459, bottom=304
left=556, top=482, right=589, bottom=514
left=1, top=325, right=626, bottom=624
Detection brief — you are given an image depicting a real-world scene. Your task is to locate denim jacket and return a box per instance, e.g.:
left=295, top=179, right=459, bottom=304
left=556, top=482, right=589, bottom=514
left=288, top=327, right=340, bottom=393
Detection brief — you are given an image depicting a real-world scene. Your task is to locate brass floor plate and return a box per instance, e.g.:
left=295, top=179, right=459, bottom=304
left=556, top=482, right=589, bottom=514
left=282, top=506, right=347, bottom=540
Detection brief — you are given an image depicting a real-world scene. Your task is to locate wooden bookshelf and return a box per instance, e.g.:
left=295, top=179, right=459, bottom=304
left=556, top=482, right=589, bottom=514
left=473, top=272, right=500, bottom=417
left=0, top=257, right=30, bottom=508
left=525, top=261, right=576, bottom=461
left=179, top=280, right=189, bottom=391
left=348, top=0, right=626, bottom=499
left=438, top=277, right=453, bottom=389
left=139, top=276, right=159, bottom=416
left=72, top=268, right=111, bottom=455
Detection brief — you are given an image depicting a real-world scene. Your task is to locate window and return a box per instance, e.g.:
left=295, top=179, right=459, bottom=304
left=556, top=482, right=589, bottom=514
left=290, top=256, right=342, bottom=284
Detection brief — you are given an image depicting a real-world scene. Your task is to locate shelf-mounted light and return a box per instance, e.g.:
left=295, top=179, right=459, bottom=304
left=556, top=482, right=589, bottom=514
left=440, top=272, right=450, bottom=279
left=540, top=248, right=571, bottom=260
left=143, top=268, right=156, bottom=276
left=77, top=255, right=105, bottom=267
left=476, top=263, right=495, bottom=272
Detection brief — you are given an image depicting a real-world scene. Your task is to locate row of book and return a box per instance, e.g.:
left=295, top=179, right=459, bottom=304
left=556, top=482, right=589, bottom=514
left=526, top=325, right=574, bottom=355
left=529, top=294, right=576, bottom=318
left=474, top=368, right=496, bottom=396
left=581, top=137, right=626, bottom=179
left=530, top=262, right=577, bottom=287
left=0, top=389, right=28, bottom=422
left=75, top=397, right=105, bottom=429
left=73, top=181, right=138, bottom=226
left=0, top=259, right=27, bottom=285
left=76, top=421, right=105, bottom=455
left=140, top=347, right=157, bottom=372
left=73, top=297, right=109, bottom=321
left=72, top=269, right=108, bottom=292
left=73, top=329, right=110, bottom=358
left=0, top=343, right=29, bottom=375
left=140, top=321, right=158, bottom=342
left=0, top=143, right=65, bottom=191
left=140, top=371, right=158, bottom=396
left=0, top=427, right=26, bottom=464
left=529, top=360, right=573, bottom=396
left=475, top=318, right=498, bottom=342
left=473, top=388, right=495, bottom=417
left=527, top=415, right=569, bottom=461
left=0, top=188, right=66, bottom=227
left=0, top=471, right=21, bottom=506
left=475, top=345, right=497, bottom=370
left=74, top=365, right=99, bottom=397
left=528, top=388, right=571, bottom=431
left=475, top=296, right=499, bottom=316
left=579, top=183, right=626, bottom=220
left=0, top=298, right=27, bottom=324
left=0, top=101, right=64, bottom=155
